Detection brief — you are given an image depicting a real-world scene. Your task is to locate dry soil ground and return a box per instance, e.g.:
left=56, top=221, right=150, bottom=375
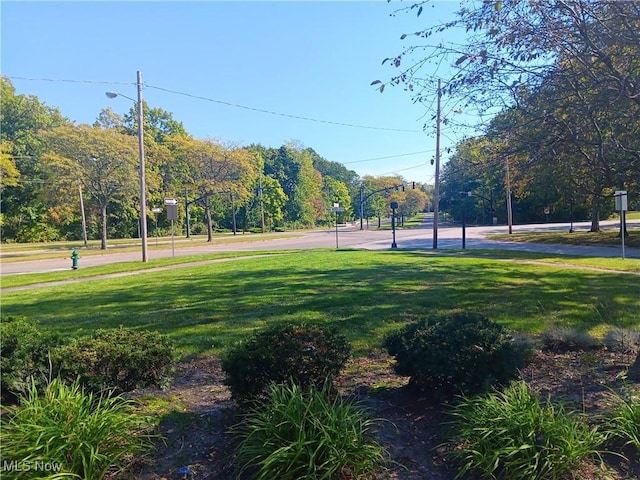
left=132, top=348, right=640, bottom=480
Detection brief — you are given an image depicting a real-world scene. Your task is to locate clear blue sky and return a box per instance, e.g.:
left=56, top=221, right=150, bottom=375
left=2, top=1, right=475, bottom=182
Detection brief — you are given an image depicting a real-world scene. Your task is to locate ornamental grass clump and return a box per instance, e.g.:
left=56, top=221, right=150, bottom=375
left=234, top=382, right=388, bottom=480
left=606, top=391, right=640, bottom=455
left=0, top=378, right=156, bottom=480
left=447, top=381, right=607, bottom=480
left=604, top=328, right=640, bottom=354
left=540, top=326, right=601, bottom=352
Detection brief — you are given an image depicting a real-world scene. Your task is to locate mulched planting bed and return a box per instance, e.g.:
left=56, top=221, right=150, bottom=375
left=133, top=349, right=640, bottom=480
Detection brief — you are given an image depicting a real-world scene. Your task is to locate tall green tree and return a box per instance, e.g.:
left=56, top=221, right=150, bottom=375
left=122, top=102, right=187, bottom=145
left=377, top=0, right=639, bottom=228
left=0, top=77, right=69, bottom=241
left=40, top=125, right=139, bottom=249
left=173, top=137, right=258, bottom=241
left=259, top=143, right=324, bottom=227
left=323, top=177, right=352, bottom=224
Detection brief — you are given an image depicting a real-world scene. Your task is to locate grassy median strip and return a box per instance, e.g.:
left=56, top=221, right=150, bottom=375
left=2, top=250, right=638, bottom=358
left=0, top=251, right=294, bottom=289
left=489, top=229, right=640, bottom=248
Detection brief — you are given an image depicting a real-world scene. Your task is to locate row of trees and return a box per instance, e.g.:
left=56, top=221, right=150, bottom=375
left=0, top=77, right=430, bottom=246
left=9, top=0, right=636, bottom=245
left=380, top=0, right=639, bottom=230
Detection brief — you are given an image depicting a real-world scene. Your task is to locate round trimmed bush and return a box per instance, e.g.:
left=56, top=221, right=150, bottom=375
left=221, top=322, right=351, bottom=405
left=54, top=327, right=175, bottom=394
left=383, top=311, right=526, bottom=400
left=1, top=315, right=62, bottom=402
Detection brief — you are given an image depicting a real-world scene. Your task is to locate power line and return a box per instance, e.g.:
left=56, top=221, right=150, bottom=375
left=146, top=84, right=425, bottom=133
left=6, top=75, right=456, bottom=175
left=343, top=149, right=434, bottom=165
left=379, top=161, right=430, bottom=176
left=6, top=75, right=132, bottom=86
left=7, top=75, right=425, bottom=132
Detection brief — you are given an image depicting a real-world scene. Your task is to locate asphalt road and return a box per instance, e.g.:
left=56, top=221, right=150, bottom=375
left=1, top=217, right=638, bottom=276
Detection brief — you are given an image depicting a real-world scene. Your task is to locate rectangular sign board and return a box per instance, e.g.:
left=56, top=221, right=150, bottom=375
left=615, top=191, right=628, bottom=211
left=166, top=205, right=178, bottom=221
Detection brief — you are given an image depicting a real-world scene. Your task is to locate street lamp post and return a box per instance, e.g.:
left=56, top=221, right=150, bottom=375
left=390, top=201, right=398, bottom=249
left=106, top=71, right=148, bottom=262
left=459, top=192, right=472, bottom=249
left=433, top=79, right=442, bottom=249
left=152, top=207, right=162, bottom=246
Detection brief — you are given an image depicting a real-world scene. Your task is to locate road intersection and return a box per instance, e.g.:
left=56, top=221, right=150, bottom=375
left=1, top=218, right=638, bottom=276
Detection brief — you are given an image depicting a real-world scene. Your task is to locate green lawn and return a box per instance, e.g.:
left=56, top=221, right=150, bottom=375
left=0, top=232, right=299, bottom=263
left=3, top=250, right=638, bottom=358
left=489, top=224, right=640, bottom=248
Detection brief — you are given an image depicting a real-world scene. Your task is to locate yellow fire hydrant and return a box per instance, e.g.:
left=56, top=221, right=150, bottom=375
left=71, top=249, right=79, bottom=270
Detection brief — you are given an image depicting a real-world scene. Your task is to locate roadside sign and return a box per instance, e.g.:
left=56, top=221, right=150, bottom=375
left=164, top=198, right=178, bottom=206
left=329, top=207, right=345, bottom=212
left=615, top=191, right=628, bottom=211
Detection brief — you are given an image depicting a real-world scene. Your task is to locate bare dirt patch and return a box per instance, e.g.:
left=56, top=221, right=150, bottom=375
left=133, top=350, right=639, bottom=480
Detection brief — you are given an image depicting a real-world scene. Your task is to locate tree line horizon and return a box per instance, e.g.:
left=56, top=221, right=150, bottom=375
left=2, top=0, right=638, bottom=245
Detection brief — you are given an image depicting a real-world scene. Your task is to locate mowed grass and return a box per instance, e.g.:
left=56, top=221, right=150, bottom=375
left=2, top=250, right=639, bottom=358
left=0, top=251, right=291, bottom=289
left=490, top=228, right=640, bottom=248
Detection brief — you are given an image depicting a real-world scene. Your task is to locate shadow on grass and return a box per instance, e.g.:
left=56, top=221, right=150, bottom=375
left=3, top=251, right=639, bottom=357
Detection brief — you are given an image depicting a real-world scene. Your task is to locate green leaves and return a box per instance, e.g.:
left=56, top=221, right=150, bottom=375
left=234, top=382, right=388, bottom=480
left=606, top=391, right=640, bottom=454
left=1, top=378, right=156, bottom=480
left=370, top=80, right=385, bottom=93
left=221, top=322, right=351, bottom=406
left=384, top=311, right=526, bottom=401
left=448, top=381, right=607, bottom=479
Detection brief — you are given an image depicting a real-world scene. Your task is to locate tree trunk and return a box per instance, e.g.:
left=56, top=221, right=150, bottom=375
left=204, top=195, right=213, bottom=242
left=589, top=197, right=600, bottom=232
left=629, top=352, right=640, bottom=382
left=100, top=204, right=108, bottom=250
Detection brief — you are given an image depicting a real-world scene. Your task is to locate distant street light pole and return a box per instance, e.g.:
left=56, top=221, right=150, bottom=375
left=433, top=79, right=442, bottom=249
left=106, top=71, right=148, bottom=262
left=390, top=201, right=398, bottom=249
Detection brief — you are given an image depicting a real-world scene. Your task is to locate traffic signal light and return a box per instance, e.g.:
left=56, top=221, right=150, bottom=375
left=412, top=181, right=415, bottom=189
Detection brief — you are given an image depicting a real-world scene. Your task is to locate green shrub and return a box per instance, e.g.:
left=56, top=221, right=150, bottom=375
left=1, top=315, right=62, bottom=402
left=54, top=327, right=175, bottom=394
left=540, top=327, right=601, bottom=352
left=447, top=381, right=607, bottom=480
left=0, top=378, right=155, bottom=479
left=234, top=382, right=388, bottom=480
left=221, top=322, right=351, bottom=405
left=383, top=311, right=525, bottom=400
left=606, top=391, right=640, bottom=454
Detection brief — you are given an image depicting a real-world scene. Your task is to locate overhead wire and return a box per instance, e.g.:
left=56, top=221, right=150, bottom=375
left=379, top=161, right=431, bottom=176
left=146, top=84, right=426, bottom=134
left=342, top=149, right=434, bottom=165
left=6, top=75, right=425, bottom=133
left=6, top=74, right=477, bottom=176
left=6, top=75, right=133, bottom=87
